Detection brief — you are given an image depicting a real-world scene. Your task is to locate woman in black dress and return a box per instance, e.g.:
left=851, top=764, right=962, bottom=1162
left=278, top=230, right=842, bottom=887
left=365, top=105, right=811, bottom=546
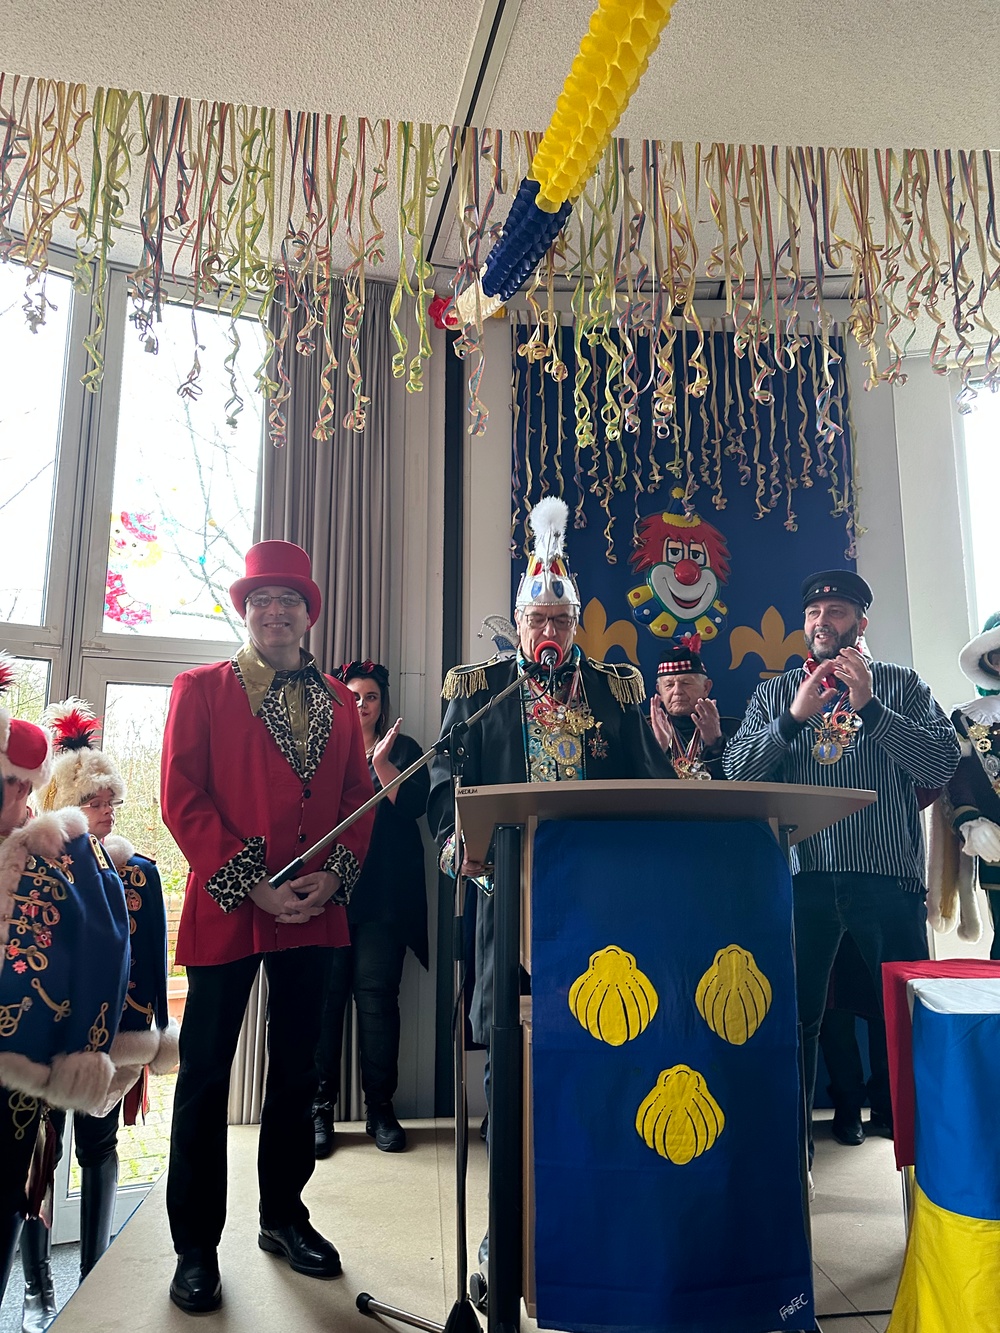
left=313, top=661, right=429, bottom=1154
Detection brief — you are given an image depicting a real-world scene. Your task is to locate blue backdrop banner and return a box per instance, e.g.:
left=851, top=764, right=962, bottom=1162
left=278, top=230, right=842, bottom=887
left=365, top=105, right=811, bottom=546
left=511, top=328, right=856, bottom=721
left=531, top=818, right=813, bottom=1333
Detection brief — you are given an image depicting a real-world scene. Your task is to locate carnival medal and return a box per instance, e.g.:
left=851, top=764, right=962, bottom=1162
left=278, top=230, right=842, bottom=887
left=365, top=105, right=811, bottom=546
left=662, top=711, right=712, bottom=781
left=811, top=700, right=862, bottom=765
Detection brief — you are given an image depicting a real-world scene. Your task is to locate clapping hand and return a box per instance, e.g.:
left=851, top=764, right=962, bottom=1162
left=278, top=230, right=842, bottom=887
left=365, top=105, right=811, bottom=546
left=691, top=697, right=722, bottom=745
left=830, top=646, right=873, bottom=710
left=372, top=718, right=401, bottom=767
left=789, top=671, right=840, bottom=723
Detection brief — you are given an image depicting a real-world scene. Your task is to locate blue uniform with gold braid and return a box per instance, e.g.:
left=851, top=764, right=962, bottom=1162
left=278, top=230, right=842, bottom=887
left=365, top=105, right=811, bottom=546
left=117, top=852, right=169, bottom=1035
left=101, top=837, right=175, bottom=1115
left=0, top=808, right=130, bottom=1217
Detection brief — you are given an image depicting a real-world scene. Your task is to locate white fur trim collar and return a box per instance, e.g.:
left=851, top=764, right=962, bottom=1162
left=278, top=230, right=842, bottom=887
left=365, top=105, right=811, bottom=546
left=957, top=697, right=1000, bottom=726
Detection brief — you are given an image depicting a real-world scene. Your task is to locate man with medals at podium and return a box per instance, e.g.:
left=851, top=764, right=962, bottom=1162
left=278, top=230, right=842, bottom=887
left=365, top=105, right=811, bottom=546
left=649, top=634, right=740, bottom=780
left=723, top=569, right=960, bottom=1168
left=429, top=496, right=673, bottom=1023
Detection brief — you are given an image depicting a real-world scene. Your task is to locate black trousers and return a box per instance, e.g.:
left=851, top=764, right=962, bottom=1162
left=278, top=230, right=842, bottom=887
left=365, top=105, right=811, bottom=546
left=0, top=1092, right=43, bottom=1217
left=315, top=921, right=406, bottom=1110
left=986, top=888, right=1000, bottom=961
left=166, top=947, right=327, bottom=1253
left=818, top=1008, right=891, bottom=1119
left=0, top=1090, right=120, bottom=1221
left=793, top=871, right=928, bottom=1154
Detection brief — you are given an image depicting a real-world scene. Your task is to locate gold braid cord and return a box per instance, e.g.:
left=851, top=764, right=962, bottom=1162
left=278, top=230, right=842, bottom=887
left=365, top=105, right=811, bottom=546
left=441, top=658, right=498, bottom=700
left=587, top=658, right=646, bottom=706
left=1, top=75, right=999, bottom=476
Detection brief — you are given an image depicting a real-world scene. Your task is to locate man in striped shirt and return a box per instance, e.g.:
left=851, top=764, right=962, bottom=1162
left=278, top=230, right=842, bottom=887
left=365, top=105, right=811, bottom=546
left=723, top=570, right=960, bottom=1159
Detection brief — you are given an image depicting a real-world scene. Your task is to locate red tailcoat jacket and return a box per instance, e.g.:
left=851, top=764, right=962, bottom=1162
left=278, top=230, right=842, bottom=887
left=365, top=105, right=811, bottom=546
left=161, top=660, right=374, bottom=966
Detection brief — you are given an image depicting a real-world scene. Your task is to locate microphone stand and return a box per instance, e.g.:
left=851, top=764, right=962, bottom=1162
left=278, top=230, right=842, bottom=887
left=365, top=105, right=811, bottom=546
left=268, top=666, right=537, bottom=1333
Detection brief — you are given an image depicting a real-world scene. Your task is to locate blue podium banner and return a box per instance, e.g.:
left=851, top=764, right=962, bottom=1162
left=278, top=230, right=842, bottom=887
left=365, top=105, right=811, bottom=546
left=531, top=818, right=813, bottom=1333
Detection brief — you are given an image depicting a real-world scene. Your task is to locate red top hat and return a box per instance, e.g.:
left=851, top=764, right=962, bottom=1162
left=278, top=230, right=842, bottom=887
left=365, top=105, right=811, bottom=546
left=229, top=541, right=323, bottom=628
left=0, top=709, right=53, bottom=788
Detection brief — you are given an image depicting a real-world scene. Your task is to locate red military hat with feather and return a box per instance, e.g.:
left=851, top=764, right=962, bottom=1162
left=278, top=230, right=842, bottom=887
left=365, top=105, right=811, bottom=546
left=0, top=651, right=53, bottom=789
left=38, top=697, right=126, bottom=811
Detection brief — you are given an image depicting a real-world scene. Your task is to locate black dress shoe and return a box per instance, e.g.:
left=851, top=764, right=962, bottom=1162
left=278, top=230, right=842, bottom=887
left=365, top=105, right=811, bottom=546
left=313, top=1106, right=335, bottom=1159
left=830, top=1108, right=864, bottom=1146
left=258, top=1222, right=342, bottom=1278
left=366, top=1102, right=406, bottom=1152
left=867, top=1110, right=894, bottom=1139
left=169, top=1248, right=222, bottom=1314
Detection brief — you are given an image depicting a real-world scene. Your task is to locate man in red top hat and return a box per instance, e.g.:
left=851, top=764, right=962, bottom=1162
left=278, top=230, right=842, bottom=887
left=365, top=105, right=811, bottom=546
left=160, top=540, right=374, bottom=1314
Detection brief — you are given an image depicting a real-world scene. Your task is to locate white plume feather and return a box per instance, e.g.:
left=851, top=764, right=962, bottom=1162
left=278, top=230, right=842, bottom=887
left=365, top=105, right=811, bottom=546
left=528, top=496, right=569, bottom=564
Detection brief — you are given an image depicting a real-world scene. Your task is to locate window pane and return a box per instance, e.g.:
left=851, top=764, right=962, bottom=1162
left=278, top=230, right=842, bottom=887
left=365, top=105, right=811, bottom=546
left=962, top=392, right=1000, bottom=627
left=5, top=656, right=51, bottom=721
left=100, top=682, right=187, bottom=978
left=0, top=267, right=72, bottom=625
left=104, top=304, right=265, bottom=640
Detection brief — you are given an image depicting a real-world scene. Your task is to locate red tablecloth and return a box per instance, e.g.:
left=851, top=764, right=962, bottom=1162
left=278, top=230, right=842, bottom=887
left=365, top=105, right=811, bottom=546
left=882, top=959, right=1000, bottom=1170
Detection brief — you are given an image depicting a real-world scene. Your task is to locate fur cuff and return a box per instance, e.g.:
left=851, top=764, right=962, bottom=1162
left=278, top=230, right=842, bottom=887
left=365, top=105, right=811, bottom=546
left=94, top=1064, right=143, bottom=1118
left=103, top=834, right=136, bottom=873
left=110, top=1027, right=160, bottom=1069
left=0, top=1050, right=52, bottom=1100
left=45, top=1051, right=115, bottom=1115
left=150, top=1018, right=180, bottom=1074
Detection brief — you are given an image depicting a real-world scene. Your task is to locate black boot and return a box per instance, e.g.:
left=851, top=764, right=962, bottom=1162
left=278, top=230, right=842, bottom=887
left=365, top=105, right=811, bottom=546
left=365, top=1102, right=406, bottom=1153
left=1, top=1213, right=24, bottom=1307
left=313, top=1104, right=336, bottom=1160
left=80, top=1156, right=119, bottom=1280
left=20, top=1216, right=57, bottom=1333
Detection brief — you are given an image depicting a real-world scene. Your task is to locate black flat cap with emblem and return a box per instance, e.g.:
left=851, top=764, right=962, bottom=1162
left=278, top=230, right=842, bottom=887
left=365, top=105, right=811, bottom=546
left=801, top=569, right=873, bottom=613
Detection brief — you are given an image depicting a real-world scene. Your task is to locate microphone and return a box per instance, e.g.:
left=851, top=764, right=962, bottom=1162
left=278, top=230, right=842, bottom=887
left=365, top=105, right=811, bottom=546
left=533, top=639, right=563, bottom=689
left=534, top=640, right=563, bottom=671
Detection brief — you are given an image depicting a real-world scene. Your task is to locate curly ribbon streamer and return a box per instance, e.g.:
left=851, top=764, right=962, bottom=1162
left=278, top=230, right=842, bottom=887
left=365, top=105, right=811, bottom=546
left=2, top=76, right=1000, bottom=452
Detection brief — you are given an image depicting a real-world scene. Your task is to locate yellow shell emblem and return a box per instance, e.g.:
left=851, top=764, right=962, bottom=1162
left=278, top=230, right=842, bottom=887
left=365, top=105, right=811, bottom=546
left=635, top=1065, right=725, bottom=1164
left=694, top=944, right=772, bottom=1045
left=568, top=945, right=658, bottom=1046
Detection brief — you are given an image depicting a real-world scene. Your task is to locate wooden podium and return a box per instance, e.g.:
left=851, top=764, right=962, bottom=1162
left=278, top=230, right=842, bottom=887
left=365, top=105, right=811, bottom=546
left=455, top=779, right=876, bottom=1333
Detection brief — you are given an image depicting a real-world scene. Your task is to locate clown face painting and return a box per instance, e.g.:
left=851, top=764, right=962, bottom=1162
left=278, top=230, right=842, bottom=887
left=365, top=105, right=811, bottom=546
left=627, top=496, right=731, bottom=641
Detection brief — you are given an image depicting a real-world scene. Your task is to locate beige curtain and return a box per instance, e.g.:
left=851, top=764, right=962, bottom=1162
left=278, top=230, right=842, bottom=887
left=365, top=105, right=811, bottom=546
left=258, top=279, right=393, bottom=667
left=229, top=279, right=396, bottom=1124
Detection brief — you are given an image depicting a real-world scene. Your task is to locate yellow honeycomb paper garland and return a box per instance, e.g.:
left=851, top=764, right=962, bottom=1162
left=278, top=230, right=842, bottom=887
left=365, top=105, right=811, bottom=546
left=529, top=0, right=678, bottom=212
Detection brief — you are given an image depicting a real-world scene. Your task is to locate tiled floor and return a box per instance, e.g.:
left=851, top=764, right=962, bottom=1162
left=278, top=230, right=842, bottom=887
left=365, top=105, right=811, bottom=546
left=1, top=1108, right=904, bottom=1333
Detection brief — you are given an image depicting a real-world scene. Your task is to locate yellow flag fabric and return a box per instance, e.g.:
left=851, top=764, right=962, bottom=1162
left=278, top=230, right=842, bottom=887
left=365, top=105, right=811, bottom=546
left=888, top=1184, right=1000, bottom=1332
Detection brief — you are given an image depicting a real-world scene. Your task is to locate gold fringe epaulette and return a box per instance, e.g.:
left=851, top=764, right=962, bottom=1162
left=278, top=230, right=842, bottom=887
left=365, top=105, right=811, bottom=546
left=587, top=658, right=646, bottom=707
left=441, top=655, right=504, bottom=700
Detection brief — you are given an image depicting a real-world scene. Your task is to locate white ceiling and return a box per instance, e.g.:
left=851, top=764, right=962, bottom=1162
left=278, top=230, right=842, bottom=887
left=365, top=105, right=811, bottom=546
left=5, top=0, right=999, bottom=359
left=6, top=0, right=1000, bottom=149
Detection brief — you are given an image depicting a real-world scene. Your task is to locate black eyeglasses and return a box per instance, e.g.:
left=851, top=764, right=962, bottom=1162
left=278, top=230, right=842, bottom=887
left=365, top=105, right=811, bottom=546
left=246, top=593, right=305, bottom=609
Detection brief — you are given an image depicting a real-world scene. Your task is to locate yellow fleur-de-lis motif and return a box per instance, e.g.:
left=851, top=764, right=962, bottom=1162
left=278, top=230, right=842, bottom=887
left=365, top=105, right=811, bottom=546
left=635, top=1065, right=725, bottom=1164
left=573, top=598, right=640, bottom=665
left=568, top=944, right=658, bottom=1045
left=729, top=606, right=806, bottom=678
left=695, top=945, right=773, bottom=1045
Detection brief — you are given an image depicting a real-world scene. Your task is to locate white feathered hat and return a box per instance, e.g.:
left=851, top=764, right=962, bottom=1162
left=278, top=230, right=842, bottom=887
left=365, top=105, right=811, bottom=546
left=37, top=698, right=126, bottom=811
left=514, top=496, right=581, bottom=612
left=959, top=612, right=1000, bottom=694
